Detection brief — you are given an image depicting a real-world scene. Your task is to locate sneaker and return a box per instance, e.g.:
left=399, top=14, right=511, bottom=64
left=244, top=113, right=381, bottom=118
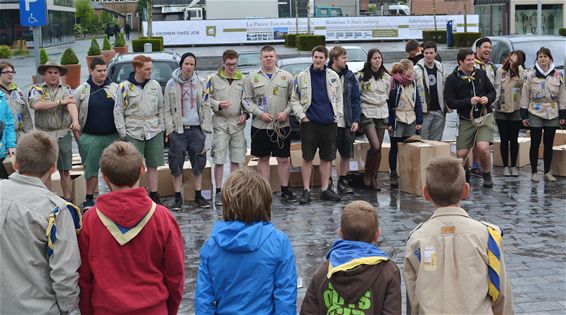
left=465, top=169, right=471, bottom=183
left=337, top=179, right=353, bottom=194
left=502, top=167, right=511, bottom=177
left=510, top=167, right=519, bottom=177
left=320, top=189, right=342, bottom=201
left=327, top=177, right=334, bottom=191
left=81, top=199, right=95, bottom=212
left=299, top=190, right=311, bottom=205
left=149, top=192, right=163, bottom=205
left=214, top=192, right=222, bottom=207
left=390, top=173, right=399, bottom=188
left=195, top=196, right=211, bottom=208
left=281, top=190, right=298, bottom=203
left=171, top=197, right=183, bottom=211
left=483, top=172, right=493, bottom=188
left=470, top=167, right=484, bottom=177
left=544, top=172, right=556, bottom=182
left=531, top=173, right=540, bottom=182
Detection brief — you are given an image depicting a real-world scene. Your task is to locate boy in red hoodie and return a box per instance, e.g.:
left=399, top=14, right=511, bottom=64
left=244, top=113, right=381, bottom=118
left=78, top=141, right=185, bottom=315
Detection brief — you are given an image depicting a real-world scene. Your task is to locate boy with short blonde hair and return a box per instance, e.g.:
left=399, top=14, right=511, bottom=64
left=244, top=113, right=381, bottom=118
left=301, top=200, right=401, bottom=314
left=404, top=156, right=514, bottom=314
left=78, top=141, right=185, bottom=315
left=196, top=168, right=297, bottom=314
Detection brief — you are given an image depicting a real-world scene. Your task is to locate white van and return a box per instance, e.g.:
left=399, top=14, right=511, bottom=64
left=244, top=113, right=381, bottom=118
left=382, top=4, right=410, bottom=16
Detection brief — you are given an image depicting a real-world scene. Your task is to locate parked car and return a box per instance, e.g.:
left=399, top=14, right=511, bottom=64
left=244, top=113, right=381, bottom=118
left=107, top=52, right=181, bottom=93
left=335, top=45, right=367, bottom=73
left=277, top=57, right=312, bottom=76
left=472, top=35, right=565, bottom=69
left=237, top=51, right=261, bottom=75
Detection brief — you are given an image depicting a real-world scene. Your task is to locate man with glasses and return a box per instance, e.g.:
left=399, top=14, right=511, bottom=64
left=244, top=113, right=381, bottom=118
left=0, top=61, right=33, bottom=141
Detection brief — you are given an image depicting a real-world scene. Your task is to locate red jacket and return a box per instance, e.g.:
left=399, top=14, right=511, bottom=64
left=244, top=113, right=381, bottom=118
left=78, top=188, right=185, bottom=315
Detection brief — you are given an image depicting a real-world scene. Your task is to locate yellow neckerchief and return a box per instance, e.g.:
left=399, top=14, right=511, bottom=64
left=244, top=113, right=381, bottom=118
left=218, top=68, right=243, bottom=81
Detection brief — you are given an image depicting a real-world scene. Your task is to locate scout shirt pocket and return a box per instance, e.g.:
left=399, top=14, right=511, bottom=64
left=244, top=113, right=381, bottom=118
left=12, top=98, right=27, bottom=130
left=546, top=76, right=561, bottom=101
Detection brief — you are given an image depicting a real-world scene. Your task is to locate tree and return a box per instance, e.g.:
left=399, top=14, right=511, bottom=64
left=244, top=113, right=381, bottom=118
left=147, top=0, right=153, bottom=37
left=75, top=0, right=100, bottom=34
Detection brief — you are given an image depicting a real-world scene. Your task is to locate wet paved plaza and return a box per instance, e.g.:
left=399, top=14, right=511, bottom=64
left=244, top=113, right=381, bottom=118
left=171, top=162, right=566, bottom=314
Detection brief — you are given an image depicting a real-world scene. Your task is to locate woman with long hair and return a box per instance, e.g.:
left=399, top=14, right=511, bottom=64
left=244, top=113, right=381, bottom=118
left=494, top=50, right=526, bottom=177
left=387, top=59, right=423, bottom=187
left=521, top=47, right=566, bottom=182
left=357, top=49, right=391, bottom=191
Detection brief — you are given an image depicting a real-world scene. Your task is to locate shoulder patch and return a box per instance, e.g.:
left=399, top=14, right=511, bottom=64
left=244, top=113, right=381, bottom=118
left=480, top=221, right=503, bottom=236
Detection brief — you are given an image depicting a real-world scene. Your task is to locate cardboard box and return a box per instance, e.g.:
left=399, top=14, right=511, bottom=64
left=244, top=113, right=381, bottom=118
left=350, top=141, right=391, bottom=173
left=289, top=143, right=321, bottom=167
left=493, top=137, right=531, bottom=167
left=247, top=157, right=281, bottom=192
left=2, top=155, right=14, bottom=175
left=527, top=130, right=566, bottom=159
left=51, top=170, right=87, bottom=205
left=138, top=161, right=212, bottom=200
left=551, top=145, right=566, bottom=177
left=182, top=161, right=213, bottom=202
left=398, top=140, right=451, bottom=196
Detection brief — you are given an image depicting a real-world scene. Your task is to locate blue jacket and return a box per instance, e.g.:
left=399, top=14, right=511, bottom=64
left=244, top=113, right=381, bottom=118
left=195, top=221, right=297, bottom=315
left=328, top=62, right=361, bottom=127
left=0, top=91, right=15, bottom=159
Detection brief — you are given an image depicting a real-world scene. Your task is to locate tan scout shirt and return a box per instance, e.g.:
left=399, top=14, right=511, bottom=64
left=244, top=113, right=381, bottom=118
left=290, top=67, right=344, bottom=123
left=1, top=83, right=33, bottom=141
left=28, top=81, right=73, bottom=139
left=494, top=67, right=525, bottom=114
left=404, top=207, right=514, bottom=315
left=73, top=81, right=119, bottom=132
left=393, top=84, right=417, bottom=124
left=357, top=72, right=391, bottom=119
left=114, top=79, right=164, bottom=140
left=475, top=58, right=496, bottom=85
left=520, top=68, right=566, bottom=120
left=205, top=68, right=246, bottom=134
left=0, top=173, right=80, bottom=314
left=243, top=68, right=293, bottom=130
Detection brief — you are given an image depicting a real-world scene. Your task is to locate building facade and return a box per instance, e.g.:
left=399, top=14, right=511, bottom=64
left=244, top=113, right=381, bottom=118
left=510, top=0, right=564, bottom=35
left=92, top=0, right=139, bottom=31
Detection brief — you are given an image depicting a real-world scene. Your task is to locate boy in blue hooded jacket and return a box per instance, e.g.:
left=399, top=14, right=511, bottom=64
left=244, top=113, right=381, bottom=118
left=300, top=200, right=401, bottom=315
left=195, top=167, right=297, bottom=314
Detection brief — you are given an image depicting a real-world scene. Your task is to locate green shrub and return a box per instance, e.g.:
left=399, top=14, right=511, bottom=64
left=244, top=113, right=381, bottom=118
left=74, top=24, right=85, bottom=36
left=87, top=38, right=101, bottom=56
left=559, top=28, right=566, bottom=36
left=0, top=45, right=12, bottom=59
left=60, top=48, right=79, bottom=65
left=113, top=32, right=126, bottom=47
left=13, top=49, right=29, bottom=57
left=40, top=48, right=48, bottom=65
left=132, top=37, right=164, bottom=52
left=284, top=34, right=298, bottom=48
left=422, top=30, right=447, bottom=44
left=453, top=32, right=481, bottom=48
left=102, top=36, right=112, bottom=50
left=296, top=35, right=326, bottom=51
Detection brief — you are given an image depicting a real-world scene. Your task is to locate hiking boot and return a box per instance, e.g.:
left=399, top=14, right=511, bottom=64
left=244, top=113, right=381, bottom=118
left=390, top=173, right=399, bottom=188
left=337, top=179, right=353, bottom=194
left=299, top=190, right=311, bottom=205
left=502, top=167, right=511, bottom=177
left=531, top=173, right=540, bottom=182
left=544, top=172, right=556, bottom=182
left=483, top=172, right=493, bottom=188
left=81, top=199, right=95, bottom=212
left=195, top=196, right=211, bottom=208
left=171, top=196, right=183, bottom=211
left=149, top=192, right=163, bottom=205
left=320, top=189, right=342, bottom=201
left=281, top=190, right=298, bottom=203
left=327, top=177, right=334, bottom=191
left=510, top=167, right=519, bottom=177
left=214, top=192, right=222, bottom=207
left=465, top=169, right=471, bottom=183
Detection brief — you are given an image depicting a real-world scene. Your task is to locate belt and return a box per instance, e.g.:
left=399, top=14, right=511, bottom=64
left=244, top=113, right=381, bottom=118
left=127, top=115, right=156, bottom=120
left=183, top=125, right=201, bottom=129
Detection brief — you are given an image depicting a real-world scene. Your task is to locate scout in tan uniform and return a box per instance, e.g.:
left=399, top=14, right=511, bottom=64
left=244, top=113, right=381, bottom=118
left=0, top=61, right=33, bottom=141
left=357, top=48, right=391, bottom=191
left=205, top=49, right=248, bottom=207
left=114, top=55, right=164, bottom=204
left=0, top=131, right=81, bottom=315
left=28, top=61, right=80, bottom=201
left=243, top=45, right=297, bottom=203
left=290, top=45, right=343, bottom=204
left=404, top=156, right=514, bottom=315
left=387, top=59, right=423, bottom=188
left=494, top=50, right=526, bottom=177
left=521, top=47, right=566, bottom=182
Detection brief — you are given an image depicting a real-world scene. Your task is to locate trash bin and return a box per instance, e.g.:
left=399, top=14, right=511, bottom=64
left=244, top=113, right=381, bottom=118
left=447, top=20, right=454, bottom=48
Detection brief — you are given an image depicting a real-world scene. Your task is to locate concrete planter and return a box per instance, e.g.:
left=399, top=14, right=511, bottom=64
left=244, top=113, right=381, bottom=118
left=113, top=46, right=128, bottom=56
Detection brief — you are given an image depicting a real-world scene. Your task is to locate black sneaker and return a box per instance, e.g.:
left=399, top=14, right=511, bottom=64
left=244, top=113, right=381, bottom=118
left=327, top=178, right=334, bottom=191
left=149, top=192, right=163, bottom=205
left=299, top=190, right=311, bottom=205
left=81, top=199, right=95, bottom=212
left=337, top=179, right=353, bottom=194
left=320, top=189, right=342, bottom=201
left=195, top=195, right=211, bottom=208
left=483, top=172, right=493, bottom=188
left=171, top=197, right=183, bottom=211
left=214, top=192, right=222, bottom=207
left=465, top=169, right=471, bottom=183
left=281, top=190, right=298, bottom=203
left=390, top=173, right=399, bottom=188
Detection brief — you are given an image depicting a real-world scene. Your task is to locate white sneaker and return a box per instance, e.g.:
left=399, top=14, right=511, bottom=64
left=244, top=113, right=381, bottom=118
left=510, top=167, right=519, bottom=177
left=531, top=173, right=540, bottom=182
left=544, top=172, right=556, bottom=182
left=502, top=167, right=511, bottom=177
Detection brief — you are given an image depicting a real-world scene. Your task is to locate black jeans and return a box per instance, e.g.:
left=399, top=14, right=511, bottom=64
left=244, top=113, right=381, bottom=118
left=496, top=119, right=522, bottom=167
left=529, top=127, right=557, bottom=174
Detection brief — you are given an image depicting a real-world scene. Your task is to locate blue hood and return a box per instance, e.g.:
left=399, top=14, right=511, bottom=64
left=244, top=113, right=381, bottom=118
left=211, top=221, right=275, bottom=253
left=326, top=240, right=389, bottom=278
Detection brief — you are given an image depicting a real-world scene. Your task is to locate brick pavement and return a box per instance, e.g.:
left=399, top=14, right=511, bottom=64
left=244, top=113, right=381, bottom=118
left=172, top=162, right=566, bottom=314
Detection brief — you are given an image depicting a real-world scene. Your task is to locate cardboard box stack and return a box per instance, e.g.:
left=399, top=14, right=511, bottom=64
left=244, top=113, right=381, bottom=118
left=51, top=170, right=87, bottom=205
left=493, top=137, right=531, bottom=167
left=551, top=145, right=566, bottom=177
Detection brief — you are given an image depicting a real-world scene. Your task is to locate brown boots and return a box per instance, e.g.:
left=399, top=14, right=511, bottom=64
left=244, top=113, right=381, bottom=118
left=363, top=150, right=382, bottom=191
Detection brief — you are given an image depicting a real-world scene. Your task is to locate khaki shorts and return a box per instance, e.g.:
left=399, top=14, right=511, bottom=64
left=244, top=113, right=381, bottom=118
left=528, top=115, right=559, bottom=128
left=78, top=133, right=119, bottom=179
left=389, top=121, right=416, bottom=138
left=456, top=115, right=496, bottom=150
left=56, top=132, right=73, bottom=171
left=211, top=128, right=246, bottom=165
left=360, top=114, right=388, bottom=129
left=127, top=131, right=165, bottom=168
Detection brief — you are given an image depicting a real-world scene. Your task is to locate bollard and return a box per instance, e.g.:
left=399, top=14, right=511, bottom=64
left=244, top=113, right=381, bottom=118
left=447, top=20, right=454, bottom=48
left=144, top=43, right=152, bottom=53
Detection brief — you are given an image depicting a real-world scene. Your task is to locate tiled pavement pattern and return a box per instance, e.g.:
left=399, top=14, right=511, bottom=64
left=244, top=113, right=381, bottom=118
left=172, top=163, right=566, bottom=314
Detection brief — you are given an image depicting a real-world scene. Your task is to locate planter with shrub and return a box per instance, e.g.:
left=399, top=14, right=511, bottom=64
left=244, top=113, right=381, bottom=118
left=132, top=36, right=164, bottom=52
left=101, top=35, right=115, bottom=64
left=559, top=28, right=566, bottom=36
left=453, top=32, right=482, bottom=48
left=295, top=35, right=326, bottom=51
left=60, top=48, right=81, bottom=88
left=113, top=33, right=128, bottom=55
left=86, top=38, right=102, bottom=69
left=0, top=45, right=12, bottom=59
